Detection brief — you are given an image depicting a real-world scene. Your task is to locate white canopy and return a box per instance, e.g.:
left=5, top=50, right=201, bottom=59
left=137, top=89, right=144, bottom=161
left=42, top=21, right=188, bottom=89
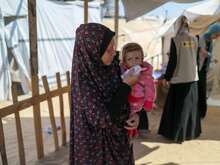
left=122, top=0, right=204, bottom=21
left=145, top=0, right=220, bottom=37
left=0, top=0, right=101, bottom=100
left=185, top=0, right=220, bottom=34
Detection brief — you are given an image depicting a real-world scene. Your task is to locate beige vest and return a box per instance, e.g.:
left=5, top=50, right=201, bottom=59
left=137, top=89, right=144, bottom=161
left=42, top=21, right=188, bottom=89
left=171, top=32, right=199, bottom=84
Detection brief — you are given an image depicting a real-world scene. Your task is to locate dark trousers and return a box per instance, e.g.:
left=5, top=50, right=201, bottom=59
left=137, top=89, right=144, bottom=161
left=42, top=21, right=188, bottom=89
left=198, top=66, right=207, bottom=118
left=138, top=109, right=149, bottom=130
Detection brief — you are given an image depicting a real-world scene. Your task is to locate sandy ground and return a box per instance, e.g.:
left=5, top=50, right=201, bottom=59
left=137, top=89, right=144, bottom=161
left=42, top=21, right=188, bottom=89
left=1, top=94, right=220, bottom=165
left=0, top=93, right=71, bottom=165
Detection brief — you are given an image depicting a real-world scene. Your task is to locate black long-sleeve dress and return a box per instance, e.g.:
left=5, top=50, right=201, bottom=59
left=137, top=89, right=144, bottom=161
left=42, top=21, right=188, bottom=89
left=138, top=109, right=149, bottom=131
left=198, top=55, right=208, bottom=118
left=70, top=81, right=135, bottom=165
left=197, top=38, right=212, bottom=118
left=158, top=39, right=201, bottom=143
left=70, top=23, right=135, bottom=165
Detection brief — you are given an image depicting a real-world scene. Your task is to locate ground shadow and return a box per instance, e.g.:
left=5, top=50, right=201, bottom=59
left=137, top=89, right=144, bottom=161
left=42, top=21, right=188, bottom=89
left=159, top=163, right=180, bottom=165
left=1, top=105, right=220, bottom=165
left=133, top=140, right=159, bottom=161
left=30, top=145, right=69, bottom=165
left=135, top=133, right=173, bottom=144
left=1, top=116, right=70, bottom=165
left=146, top=106, right=220, bottom=143
left=135, top=163, right=152, bottom=165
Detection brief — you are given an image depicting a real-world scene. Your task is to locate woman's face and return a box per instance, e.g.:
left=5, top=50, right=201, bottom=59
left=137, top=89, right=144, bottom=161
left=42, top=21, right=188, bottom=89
left=125, top=50, right=143, bottom=68
left=101, top=38, right=116, bottom=65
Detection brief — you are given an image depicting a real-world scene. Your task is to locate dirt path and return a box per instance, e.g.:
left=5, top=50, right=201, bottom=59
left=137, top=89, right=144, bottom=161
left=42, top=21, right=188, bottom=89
left=1, top=95, right=220, bottom=165
left=31, top=107, right=220, bottom=165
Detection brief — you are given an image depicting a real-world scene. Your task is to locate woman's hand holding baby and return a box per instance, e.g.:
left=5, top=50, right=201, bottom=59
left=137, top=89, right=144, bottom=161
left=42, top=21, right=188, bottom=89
left=124, top=113, right=140, bottom=130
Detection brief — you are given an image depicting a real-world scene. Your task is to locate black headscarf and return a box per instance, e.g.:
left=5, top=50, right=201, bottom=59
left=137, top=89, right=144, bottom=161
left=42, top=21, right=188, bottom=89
left=71, top=23, right=121, bottom=128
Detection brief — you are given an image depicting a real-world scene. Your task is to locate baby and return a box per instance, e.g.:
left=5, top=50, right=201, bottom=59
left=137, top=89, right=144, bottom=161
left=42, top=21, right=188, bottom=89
left=121, top=43, right=155, bottom=137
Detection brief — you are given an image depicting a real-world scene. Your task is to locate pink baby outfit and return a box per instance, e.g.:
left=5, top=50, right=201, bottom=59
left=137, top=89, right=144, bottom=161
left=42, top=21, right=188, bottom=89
left=128, top=62, right=155, bottom=113
left=122, top=62, right=155, bottom=137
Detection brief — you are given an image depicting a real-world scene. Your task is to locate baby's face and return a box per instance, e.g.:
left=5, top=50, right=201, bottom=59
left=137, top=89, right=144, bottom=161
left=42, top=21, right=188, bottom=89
left=125, top=50, right=143, bottom=68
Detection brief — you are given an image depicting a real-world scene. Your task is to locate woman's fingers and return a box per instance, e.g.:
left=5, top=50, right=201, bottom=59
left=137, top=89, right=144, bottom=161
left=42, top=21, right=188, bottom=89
left=124, top=113, right=139, bottom=130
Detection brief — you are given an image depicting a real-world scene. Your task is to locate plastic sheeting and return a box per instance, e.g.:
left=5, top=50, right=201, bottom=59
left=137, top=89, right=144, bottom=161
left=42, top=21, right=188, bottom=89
left=152, top=0, right=220, bottom=38
left=184, top=0, right=220, bottom=34
left=0, top=0, right=101, bottom=100
left=0, top=9, right=11, bottom=100
left=149, top=0, right=220, bottom=64
left=0, top=0, right=27, bottom=17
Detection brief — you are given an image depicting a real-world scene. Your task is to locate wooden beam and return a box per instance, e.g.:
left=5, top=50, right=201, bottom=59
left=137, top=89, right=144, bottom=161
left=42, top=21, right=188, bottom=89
left=114, top=0, right=119, bottom=47
left=0, top=86, right=70, bottom=118
left=161, top=37, right=165, bottom=64
left=42, top=76, right=59, bottom=151
left=0, top=77, right=70, bottom=163
left=84, top=0, right=88, bottom=24
left=12, top=84, right=26, bottom=165
left=56, top=73, right=67, bottom=146
left=0, top=119, right=8, bottom=165
left=27, top=0, right=44, bottom=159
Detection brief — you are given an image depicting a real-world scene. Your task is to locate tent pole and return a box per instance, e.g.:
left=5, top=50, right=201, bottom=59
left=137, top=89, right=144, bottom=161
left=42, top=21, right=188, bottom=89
left=114, top=0, right=119, bottom=48
left=84, top=0, right=88, bottom=24
left=161, top=36, right=165, bottom=64
left=27, top=0, right=44, bottom=159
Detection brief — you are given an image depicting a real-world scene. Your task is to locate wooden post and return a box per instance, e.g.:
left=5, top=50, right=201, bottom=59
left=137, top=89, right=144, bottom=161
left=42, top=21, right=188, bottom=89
left=161, top=37, right=165, bottom=64
left=0, top=86, right=70, bottom=118
left=66, top=71, right=71, bottom=113
left=0, top=119, right=8, bottom=165
left=151, top=57, right=154, bottom=65
left=114, top=0, right=119, bottom=47
left=84, top=0, right=88, bottom=24
left=157, top=54, right=160, bottom=70
left=42, top=76, right=59, bottom=151
left=27, top=0, right=44, bottom=159
left=12, top=84, right=26, bottom=165
left=56, top=73, right=66, bottom=146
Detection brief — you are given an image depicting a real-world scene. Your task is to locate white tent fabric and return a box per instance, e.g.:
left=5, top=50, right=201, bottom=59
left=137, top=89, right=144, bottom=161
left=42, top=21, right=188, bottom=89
left=147, top=0, right=220, bottom=38
left=103, top=19, right=162, bottom=69
left=0, top=0, right=101, bottom=100
left=0, top=9, right=11, bottom=100
left=148, top=0, right=220, bottom=64
left=144, top=1, right=197, bottom=21
left=186, top=0, right=220, bottom=15
left=5, top=20, right=31, bottom=93
left=0, top=0, right=27, bottom=17
left=122, top=0, right=204, bottom=21
left=184, top=0, right=220, bottom=34
left=101, top=0, right=125, bottom=17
